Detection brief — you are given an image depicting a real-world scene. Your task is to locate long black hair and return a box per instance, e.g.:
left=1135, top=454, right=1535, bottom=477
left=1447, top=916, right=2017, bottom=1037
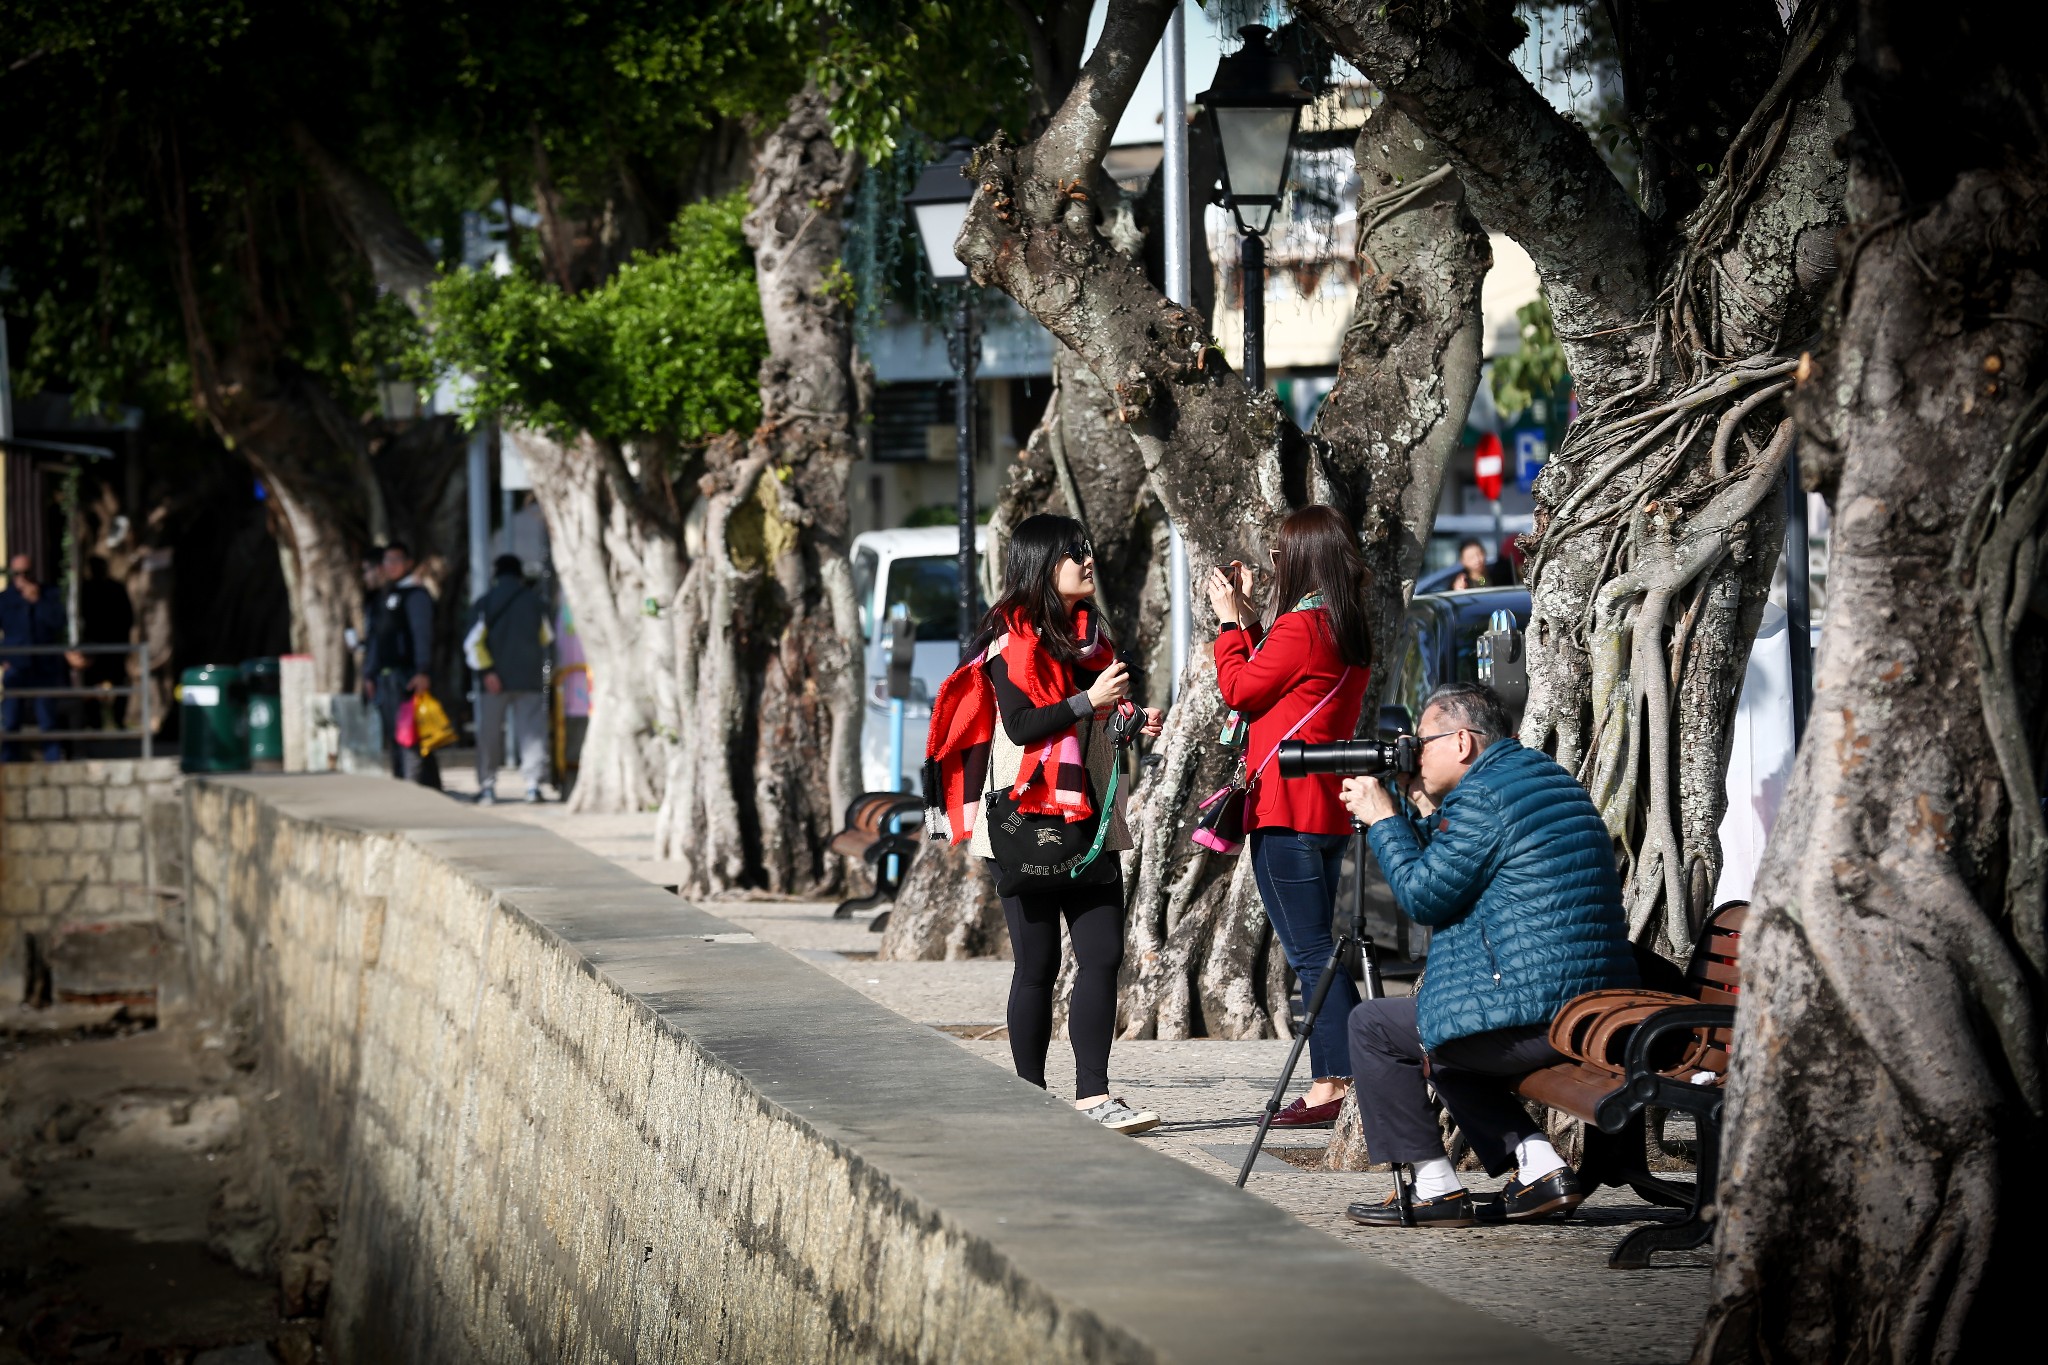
left=1266, top=504, right=1374, bottom=667
left=971, top=513, right=1110, bottom=667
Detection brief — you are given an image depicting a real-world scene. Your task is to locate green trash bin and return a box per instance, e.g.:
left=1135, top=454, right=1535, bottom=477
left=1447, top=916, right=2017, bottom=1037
left=241, top=656, right=282, bottom=768
left=179, top=664, right=249, bottom=773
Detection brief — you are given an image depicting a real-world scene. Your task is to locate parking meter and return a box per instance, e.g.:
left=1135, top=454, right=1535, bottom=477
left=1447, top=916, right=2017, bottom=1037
left=885, top=607, right=915, bottom=701
left=1475, top=607, right=1528, bottom=723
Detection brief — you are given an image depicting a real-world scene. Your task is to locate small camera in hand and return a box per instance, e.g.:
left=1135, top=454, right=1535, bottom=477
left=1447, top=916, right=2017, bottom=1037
left=1275, top=735, right=1421, bottom=779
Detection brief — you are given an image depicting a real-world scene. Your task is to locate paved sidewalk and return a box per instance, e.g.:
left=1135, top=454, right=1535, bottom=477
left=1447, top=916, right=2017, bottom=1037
left=432, top=772, right=1712, bottom=1364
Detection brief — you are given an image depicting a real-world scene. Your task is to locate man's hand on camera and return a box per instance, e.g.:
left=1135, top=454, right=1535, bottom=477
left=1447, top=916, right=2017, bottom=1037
left=1342, top=776, right=1399, bottom=826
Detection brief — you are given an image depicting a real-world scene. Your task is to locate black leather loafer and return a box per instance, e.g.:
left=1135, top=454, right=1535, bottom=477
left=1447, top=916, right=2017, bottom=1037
left=1345, top=1188, right=1502, bottom=1228
left=1499, top=1167, right=1585, bottom=1221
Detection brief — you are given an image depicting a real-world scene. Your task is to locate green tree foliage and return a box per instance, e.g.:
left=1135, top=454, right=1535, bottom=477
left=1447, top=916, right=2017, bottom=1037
left=426, top=195, right=766, bottom=444
left=1491, top=297, right=1570, bottom=423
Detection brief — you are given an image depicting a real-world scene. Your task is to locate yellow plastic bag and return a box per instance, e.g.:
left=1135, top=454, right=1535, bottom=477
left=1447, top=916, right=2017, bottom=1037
left=413, top=688, right=457, bottom=757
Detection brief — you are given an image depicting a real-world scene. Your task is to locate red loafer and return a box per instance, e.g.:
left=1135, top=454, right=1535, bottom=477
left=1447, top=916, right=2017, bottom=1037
left=1269, top=1096, right=1344, bottom=1128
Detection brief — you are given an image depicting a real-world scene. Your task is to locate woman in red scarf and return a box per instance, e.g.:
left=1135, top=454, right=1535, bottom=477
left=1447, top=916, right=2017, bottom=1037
left=1208, top=505, right=1375, bottom=1128
left=927, top=515, right=1163, bottom=1133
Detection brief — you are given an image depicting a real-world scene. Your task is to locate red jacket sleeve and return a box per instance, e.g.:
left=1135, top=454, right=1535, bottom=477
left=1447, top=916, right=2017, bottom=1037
left=1214, top=613, right=1314, bottom=714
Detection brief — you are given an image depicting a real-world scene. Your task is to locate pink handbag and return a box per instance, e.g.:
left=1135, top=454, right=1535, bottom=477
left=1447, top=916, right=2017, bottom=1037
left=1191, top=669, right=1351, bottom=855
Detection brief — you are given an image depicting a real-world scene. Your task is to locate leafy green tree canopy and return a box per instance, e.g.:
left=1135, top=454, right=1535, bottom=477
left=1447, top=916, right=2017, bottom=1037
left=424, top=195, right=766, bottom=444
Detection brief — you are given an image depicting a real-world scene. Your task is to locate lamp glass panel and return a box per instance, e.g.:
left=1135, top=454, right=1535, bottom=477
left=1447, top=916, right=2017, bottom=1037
left=912, top=200, right=972, bottom=280
left=1235, top=200, right=1277, bottom=235
left=1214, top=105, right=1296, bottom=203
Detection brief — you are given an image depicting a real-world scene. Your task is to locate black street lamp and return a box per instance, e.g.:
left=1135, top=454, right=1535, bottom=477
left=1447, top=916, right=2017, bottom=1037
left=1197, top=25, right=1313, bottom=393
left=904, top=137, right=982, bottom=656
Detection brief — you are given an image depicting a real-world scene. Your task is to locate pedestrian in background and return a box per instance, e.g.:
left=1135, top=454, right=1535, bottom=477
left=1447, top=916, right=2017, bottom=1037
left=361, top=540, right=441, bottom=788
left=79, top=556, right=135, bottom=732
left=1, top=564, right=81, bottom=762
left=464, top=554, right=551, bottom=804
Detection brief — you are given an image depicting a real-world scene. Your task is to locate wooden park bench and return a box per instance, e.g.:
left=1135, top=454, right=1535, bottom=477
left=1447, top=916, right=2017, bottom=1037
left=1512, top=901, right=1747, bottom=1267
left=829, top=792, right=925, bottom=918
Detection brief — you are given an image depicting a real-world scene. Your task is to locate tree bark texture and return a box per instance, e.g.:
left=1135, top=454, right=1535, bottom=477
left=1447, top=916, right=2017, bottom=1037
left=657, top=86, right=865, bottom=897
left=509, top=427, right=680, bottom=814
left=957, top=1, right=1486, bottom=1037
left=877, top=838, right=1010, bottom=963
left=1301, top=0, right=1849, bottom=960
left=1699, top=3, right=2048, bottom=1355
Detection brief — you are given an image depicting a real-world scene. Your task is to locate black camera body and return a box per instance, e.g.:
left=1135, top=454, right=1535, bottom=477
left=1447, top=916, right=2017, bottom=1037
left=1275, top=734, right=1421, bottom=779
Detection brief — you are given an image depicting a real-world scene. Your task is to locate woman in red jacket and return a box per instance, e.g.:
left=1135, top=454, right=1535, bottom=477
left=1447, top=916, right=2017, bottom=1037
left=1208, top=504, right=1374, bottom=1127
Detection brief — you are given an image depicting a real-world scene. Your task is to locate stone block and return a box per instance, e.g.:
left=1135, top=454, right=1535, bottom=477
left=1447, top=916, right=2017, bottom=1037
left=26, top=855, right=66, bottom=885
left=103, top=784, right=144, bottom=818
left=111, top=853, right=145, bottom=885
left=45, top=823, right=80, bottom=852
left=116, top=822, right=143, bottom=853
left=3, top=821, right=36, bottom=853
left=1, top=764, right=29, bottom=787
left=78, top=822, right=118, bottom=852
left=68, top=852, right=112, bottom=883
left=46, top=762, right=84, bottom=785
left=45, top=919, right=163, bottom=1003
left=2, top=882, right=39, bottom=916
left=25, top=788, right=63, bottom=819
left=66, top=787, right=105, bottom=818
left=138, top=757, right=180, bottom=783
left=102, top=759, right=136, bottom=786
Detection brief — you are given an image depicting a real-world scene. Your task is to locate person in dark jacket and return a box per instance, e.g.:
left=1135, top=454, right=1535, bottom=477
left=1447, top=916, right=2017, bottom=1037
left=1, top=565, right=79, bottom=762
left=360, top=540, right=441, bottom=788
left=1340, top=681, right=1637, bottom=1227
left=463, top=555, right=551, bottom=804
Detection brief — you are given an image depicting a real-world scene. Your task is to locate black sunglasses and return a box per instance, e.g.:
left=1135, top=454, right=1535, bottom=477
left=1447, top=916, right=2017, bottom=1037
left=1062, top=540, right=1094, bottom=564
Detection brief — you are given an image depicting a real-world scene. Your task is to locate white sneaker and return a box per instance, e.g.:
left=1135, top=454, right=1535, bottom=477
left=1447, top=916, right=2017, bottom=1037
left=1081, top=1096, right=1161, bottom=1135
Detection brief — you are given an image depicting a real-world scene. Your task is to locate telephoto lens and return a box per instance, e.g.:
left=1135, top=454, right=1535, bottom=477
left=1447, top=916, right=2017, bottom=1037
left=1275, top=736, right=1419, bottom=778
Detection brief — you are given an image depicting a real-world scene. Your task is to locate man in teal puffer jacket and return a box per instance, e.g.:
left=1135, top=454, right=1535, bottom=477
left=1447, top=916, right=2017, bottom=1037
left=1339, top=682, right=1637, bottom=1227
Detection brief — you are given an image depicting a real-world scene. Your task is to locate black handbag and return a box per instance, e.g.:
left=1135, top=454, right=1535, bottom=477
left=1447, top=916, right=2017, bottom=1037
left=982, top=724, right=1121, bottom=896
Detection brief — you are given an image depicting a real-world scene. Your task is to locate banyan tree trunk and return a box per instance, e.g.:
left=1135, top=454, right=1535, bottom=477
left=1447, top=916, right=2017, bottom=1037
left=1698, top=5, right=2048, bottom=1354
left=656, top=85, right=864, bottom=897
left=512, top=427, right=680, bottom=814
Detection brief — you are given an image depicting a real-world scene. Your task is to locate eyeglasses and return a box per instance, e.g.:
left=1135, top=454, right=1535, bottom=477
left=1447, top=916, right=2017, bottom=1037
left=1416, top=728, right=1468, bottom=747
left=1062, top=540, right=1094, bottom=564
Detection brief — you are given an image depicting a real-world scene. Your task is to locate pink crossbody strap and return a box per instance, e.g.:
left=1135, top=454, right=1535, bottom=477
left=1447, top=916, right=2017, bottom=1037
left=1249, top=668, right=1354, bottom=781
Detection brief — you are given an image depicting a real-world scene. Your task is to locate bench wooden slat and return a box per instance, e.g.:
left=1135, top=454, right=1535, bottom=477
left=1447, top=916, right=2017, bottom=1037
left=1513, top=1061, right=1618, bottom=1124
left=1692, top=957, right=1741, bottom=988
left=1696, top=983, right=1739, bottom=1005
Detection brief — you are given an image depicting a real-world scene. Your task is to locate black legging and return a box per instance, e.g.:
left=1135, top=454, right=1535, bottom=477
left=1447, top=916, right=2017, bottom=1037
left=1000, top=879, right=1125, bottom=1100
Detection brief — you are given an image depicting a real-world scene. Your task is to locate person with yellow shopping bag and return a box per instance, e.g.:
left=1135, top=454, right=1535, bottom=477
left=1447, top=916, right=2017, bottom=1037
left=361, top=540, right=443, bottom=789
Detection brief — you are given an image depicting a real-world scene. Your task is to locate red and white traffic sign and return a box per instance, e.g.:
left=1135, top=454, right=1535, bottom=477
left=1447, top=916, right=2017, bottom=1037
left=1474, top=432, right=1504, bottom=501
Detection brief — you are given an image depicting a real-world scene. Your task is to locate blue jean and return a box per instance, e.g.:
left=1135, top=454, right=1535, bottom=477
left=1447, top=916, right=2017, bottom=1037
left=1250, top=827, right=1358, bottom=1079
left=2, top=694, right=63, bottom=763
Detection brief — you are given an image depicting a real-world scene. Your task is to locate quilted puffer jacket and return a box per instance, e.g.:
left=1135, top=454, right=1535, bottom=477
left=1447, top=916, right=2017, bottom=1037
left=1367, top=739, right=1637, bottom=1052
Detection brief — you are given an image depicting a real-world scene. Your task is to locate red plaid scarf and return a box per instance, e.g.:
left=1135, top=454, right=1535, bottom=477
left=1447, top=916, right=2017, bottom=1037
left=922, top=607, right=1111, bottom=844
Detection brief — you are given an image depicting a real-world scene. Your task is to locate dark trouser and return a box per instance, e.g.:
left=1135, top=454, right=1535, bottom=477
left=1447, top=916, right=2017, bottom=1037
left=1348, top=996, right=1562, bottom=1177
left=1249, top=828, right=1358, bottom=1080
left=1, top=694, right=62, bottom=763
left=998, top=875, right=1124, bottom=1100
left=374, top=675, right=442, bottom=789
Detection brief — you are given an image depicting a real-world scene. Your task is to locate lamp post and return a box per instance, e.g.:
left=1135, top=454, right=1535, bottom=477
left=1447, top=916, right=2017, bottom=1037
left=905, top=137, right=983, bottom=657
left=1197, top=25, right=1313, bottom=392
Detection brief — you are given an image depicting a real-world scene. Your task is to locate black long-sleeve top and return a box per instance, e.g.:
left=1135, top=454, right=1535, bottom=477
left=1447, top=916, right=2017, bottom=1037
left=983, top=653, right=1101, bottom=745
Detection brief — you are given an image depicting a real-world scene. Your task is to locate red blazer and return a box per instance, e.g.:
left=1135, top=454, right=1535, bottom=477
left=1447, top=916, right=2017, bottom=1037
left=1214, top=610, right=1371, bottom=836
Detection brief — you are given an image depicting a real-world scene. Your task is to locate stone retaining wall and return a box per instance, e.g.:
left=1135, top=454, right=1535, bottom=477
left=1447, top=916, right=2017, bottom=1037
left=184, top=775, right=1563, bottom=1365
left=2, top=757, right=182, bottom=1003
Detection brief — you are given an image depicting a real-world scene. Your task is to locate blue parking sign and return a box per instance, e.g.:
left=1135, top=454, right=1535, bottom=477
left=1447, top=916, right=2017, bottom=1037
left=1514, top=429, right=1547, bottom=493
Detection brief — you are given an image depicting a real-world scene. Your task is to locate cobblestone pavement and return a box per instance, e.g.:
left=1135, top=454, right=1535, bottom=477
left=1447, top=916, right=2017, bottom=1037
left=440, top=776, right=1712, bottom=1364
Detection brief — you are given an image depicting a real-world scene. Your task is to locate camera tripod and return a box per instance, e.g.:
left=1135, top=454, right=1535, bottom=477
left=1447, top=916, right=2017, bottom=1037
left=1236, top=818, right=1415, bottom=1226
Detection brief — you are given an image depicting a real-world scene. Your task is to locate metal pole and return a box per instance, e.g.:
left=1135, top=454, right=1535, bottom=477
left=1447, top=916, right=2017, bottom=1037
left=1783, top=440, right=1814, bottom=749
left=467, top=424, right=492, bottom=603
left=953, top=289, right=979, bottom=658
left=1241, top=233, right=1266, bottom=392
left=1162, top=4, right=1193, bottom=699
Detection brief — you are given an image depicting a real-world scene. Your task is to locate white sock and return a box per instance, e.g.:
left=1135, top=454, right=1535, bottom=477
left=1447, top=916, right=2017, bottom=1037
left=1410, top=1156, right=1462, bottom=1201
left=1515, top=1135, right=1565, bottom=1180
